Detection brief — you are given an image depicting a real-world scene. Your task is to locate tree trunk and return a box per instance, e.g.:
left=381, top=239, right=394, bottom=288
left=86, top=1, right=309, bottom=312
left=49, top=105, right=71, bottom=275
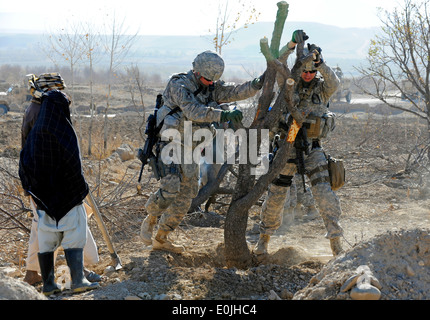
left=224, top=2, right=291, bottom=268
left=223, top=1, right=317, bottom=268
left=224, top=122, right=294, bottom=268
left=427, top=106, right=430, bottom=161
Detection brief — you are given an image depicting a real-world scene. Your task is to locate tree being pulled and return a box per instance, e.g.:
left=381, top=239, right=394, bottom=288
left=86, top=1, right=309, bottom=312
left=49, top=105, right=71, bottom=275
left=223, top=1, right=316, bottom=268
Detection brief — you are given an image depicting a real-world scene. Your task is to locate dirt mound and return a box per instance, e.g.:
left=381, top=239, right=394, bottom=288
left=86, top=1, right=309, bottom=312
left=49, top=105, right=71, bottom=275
left=293, top=228, right=430, bottom=300
left=266, top=246, right=311, bottom=266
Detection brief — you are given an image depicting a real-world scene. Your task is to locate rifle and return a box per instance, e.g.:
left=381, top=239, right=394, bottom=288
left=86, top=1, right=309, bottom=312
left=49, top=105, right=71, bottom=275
left=293, top=126, right=310, bottom=193
left=274, top=114, right=310, bottom=193
left=137, top=94, right=163, bottom=182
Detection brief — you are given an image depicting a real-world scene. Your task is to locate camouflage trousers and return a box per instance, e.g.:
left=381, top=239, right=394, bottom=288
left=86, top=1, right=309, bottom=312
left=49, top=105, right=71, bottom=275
left=284, top=174, right=316, bottom=209
left=260, top=146, right=343, bottom=239
left=145, top=162, right=199, bottom=232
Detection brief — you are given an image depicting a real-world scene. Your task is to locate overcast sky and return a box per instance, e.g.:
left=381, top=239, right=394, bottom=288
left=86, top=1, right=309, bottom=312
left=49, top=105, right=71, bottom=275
left=0, top=0, right=401, bottom=35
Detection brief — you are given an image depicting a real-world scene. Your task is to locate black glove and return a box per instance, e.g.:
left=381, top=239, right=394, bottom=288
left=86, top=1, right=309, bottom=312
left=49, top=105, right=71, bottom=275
left=220, top=110, right=243, bottom=123
left=292, top=30, right=309, bottom=44
left=307, top=43, right=323, bottom=67
left=251, top=72, right=266, bottom=90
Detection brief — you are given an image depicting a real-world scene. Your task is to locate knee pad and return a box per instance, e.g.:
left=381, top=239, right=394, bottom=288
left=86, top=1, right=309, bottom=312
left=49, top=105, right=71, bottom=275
left=272, top=175, right=294, bottom=187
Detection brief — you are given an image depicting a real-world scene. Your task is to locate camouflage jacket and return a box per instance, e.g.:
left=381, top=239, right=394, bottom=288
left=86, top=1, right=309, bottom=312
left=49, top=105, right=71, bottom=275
left=294, top=62, right=340, bottom=118
left=157, top=70, right=259, bottom=141
left=280, top=46, right=340, bottom=117
left=293, top=63, right=340, bottom=143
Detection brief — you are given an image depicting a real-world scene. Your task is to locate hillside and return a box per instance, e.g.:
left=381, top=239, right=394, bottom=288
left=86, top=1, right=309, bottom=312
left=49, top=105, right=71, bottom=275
left=0, top=21, right=379, bottom=79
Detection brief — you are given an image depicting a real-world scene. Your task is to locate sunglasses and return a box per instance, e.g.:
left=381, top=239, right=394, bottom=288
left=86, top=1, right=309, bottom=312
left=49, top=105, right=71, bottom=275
left=303, top=70, right=317, bottom=74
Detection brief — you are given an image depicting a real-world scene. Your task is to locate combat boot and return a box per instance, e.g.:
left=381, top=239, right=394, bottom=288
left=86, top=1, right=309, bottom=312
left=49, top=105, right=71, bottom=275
left=38, top=252, right=62, bottom=296
left=64, top=248, right=99, bottom=293
left=253, top=234, right=270, bottom=255
left=153, top=230, right=185, bottom=253
left=330, top=237, right=344, bottom=256
left=140, top=214, right=157, bottom=246
left=303, top=205, right=319, bottom=220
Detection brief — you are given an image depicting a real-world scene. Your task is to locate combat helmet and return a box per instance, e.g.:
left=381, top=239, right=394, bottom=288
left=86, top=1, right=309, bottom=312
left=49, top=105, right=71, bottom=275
left=303, top=60, right=317, bottom=72
left=302, top=43, right=323, bottom=72
left=302, top=47, right=317, bottom=72
left=192, top=51, right=225, bottom=82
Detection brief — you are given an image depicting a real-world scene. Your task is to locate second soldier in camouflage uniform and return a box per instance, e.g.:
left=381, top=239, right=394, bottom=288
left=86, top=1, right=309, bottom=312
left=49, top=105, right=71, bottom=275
left=254, top=30, right=344, bottom=257
left=140, top=50, right=264, bottom=253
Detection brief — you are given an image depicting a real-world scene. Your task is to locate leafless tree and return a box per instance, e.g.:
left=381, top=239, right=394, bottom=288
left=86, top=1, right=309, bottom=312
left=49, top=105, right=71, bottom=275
left=101, top=12, right=138, bottom=152
left=209, top=0, right=261, bottom=55
left=124, top=64, right=147, bottom=139
left=41, top=23, right=86, bottom=113
left=0, top=158, right=31, bottom=243
left=355, top=0, right=430, bottom=161
left=81, top=22, right=102, bottom=156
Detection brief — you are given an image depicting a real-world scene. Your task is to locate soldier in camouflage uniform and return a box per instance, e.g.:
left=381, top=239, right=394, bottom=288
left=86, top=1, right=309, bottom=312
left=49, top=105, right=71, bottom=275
left=140, top=50, right=264, bottom=253
left=254, top=30, right=344, bottom=257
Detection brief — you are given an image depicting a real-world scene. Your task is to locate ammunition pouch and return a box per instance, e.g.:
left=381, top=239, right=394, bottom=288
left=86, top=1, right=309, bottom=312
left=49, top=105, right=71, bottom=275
left=327, top=155, right=345, bottom=191
left=303, top=116, right=321, bottom=139
left=303, top=112, right=336, bottom=139
left=308, top=155, right=345, bottom=191
left=150, top=155, right=180, bottom=181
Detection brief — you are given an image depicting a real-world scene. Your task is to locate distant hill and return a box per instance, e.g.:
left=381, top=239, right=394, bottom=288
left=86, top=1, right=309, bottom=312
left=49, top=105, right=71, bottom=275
left=0, top=21, right=380, bottom=80
left=221, top=21, right=380, bottom=77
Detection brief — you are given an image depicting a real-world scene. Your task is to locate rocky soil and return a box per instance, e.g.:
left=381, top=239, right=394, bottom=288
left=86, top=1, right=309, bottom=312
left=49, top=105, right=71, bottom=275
left=1, top=101, right=430, bottom=305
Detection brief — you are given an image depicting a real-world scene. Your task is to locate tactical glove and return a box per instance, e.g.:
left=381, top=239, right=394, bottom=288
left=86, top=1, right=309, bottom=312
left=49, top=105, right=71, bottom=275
left=292, top=30, right=309, bottom=44
left=251, top=72, right=266, bottom=90
left=220, top=110, right=243, bottom=123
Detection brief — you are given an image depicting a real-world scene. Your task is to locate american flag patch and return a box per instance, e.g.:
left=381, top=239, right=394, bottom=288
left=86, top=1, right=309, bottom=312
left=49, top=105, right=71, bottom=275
left=287, top=119, right=301, bottom=143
